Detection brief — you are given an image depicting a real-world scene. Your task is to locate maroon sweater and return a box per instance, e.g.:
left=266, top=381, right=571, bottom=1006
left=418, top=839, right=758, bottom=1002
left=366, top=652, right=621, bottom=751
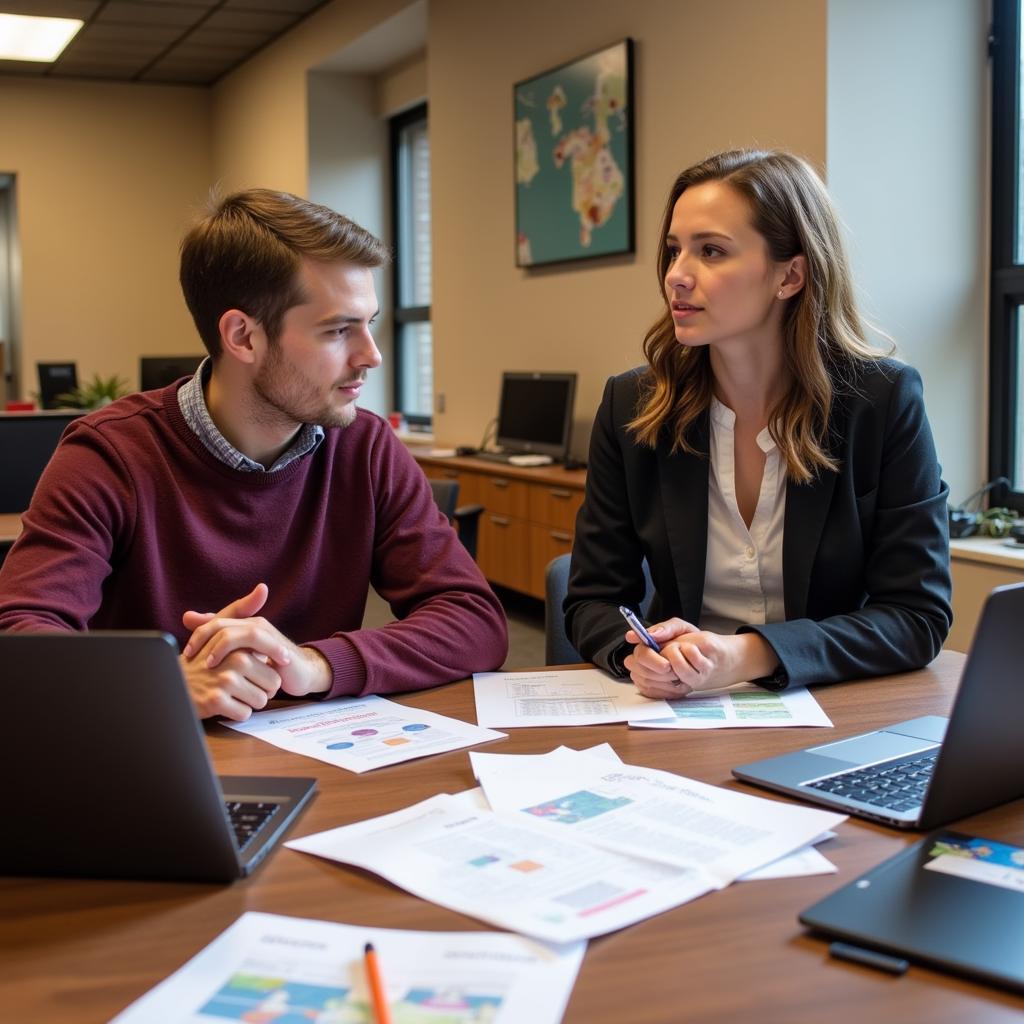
left=0, top=385, right=508, bottom=697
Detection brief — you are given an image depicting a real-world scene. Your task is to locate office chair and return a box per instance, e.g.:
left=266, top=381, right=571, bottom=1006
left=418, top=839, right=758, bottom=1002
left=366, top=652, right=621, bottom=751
left=428, top=479, right=483, bottom=561
left=36, top=362, right=78, bottom=409
left=544, top=553, right=655, bottom=665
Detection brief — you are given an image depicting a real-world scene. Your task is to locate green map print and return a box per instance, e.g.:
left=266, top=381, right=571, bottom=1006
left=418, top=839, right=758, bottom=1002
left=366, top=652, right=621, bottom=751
left=515, top=41, right=631, bottom=266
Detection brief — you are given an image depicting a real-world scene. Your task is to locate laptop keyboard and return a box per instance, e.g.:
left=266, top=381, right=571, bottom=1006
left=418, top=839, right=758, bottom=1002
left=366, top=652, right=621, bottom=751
left=805, top=750, right=938, bottom=812
left=225, top=801, right=279, bottom=852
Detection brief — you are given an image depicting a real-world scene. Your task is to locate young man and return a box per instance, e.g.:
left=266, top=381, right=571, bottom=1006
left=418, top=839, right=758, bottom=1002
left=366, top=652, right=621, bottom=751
left=0, top=190, right=508, bottom=721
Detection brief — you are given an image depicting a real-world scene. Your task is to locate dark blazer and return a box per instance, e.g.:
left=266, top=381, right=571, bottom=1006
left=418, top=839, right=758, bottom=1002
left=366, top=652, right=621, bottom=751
left=565, top=359, right=952, bottom=687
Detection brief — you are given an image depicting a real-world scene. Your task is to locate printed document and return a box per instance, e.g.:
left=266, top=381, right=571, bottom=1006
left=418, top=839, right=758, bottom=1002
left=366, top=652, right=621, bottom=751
left=471, top=747, right=845, bottom=886
left=741, top=834, right=837, bottom=880
left=470, top=747, right=837, bottom=880
left=111, top=911, right=584, bottom=1024
left=473, top=668, right=672, bottom=727
left=287, top=792, right=713, bottom=944
left=224, top=695, right=505, bottom=773
left=628, top=683, right=832, bottom=730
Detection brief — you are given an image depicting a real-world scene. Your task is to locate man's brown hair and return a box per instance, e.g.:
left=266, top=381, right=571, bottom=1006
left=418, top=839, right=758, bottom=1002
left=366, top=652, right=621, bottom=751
left=180, top=189, right=390, bottom=357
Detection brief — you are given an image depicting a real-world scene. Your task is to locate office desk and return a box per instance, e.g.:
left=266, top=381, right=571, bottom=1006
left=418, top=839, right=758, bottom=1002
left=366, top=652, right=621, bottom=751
left=0, top=512, right=23, bottom=544
left=4, top=651, right=1024, bottom=1023
left=414, top=452, right=586, bottom=598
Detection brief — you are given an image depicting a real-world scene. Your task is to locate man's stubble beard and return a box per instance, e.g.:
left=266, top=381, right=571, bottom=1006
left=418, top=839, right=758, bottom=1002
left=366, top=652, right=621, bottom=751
left=252, top=345, right=358, bottom=431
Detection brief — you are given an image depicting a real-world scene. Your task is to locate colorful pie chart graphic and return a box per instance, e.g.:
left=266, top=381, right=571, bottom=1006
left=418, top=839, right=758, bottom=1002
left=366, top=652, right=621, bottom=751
left=351, top=728, right=378, bottom=737
left=402, top=723, right=430, bottom=732
left=326, top=741, right=355, bottom=750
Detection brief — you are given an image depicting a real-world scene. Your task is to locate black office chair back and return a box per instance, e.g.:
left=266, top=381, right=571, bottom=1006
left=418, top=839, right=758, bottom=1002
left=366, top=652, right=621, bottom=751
left=429, top=479, right=459, bottom=520
left=36, top=362, right=78, bottom=409
left=428, top=478, right=482, bottom=561
left=545, top=553, right=655, bottom=665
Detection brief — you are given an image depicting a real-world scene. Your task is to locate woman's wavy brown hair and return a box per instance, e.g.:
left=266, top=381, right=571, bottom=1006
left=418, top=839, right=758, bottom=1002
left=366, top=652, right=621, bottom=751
left=629, top=149, right=888, bottom=483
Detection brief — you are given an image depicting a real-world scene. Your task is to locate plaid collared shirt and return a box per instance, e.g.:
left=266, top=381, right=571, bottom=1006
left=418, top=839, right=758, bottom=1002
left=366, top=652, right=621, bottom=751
left=176, top=358, right=324, bottom=472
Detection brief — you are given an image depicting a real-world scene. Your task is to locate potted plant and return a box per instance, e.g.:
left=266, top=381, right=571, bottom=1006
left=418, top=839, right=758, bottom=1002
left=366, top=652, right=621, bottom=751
left=55, top=373, right=131, bottom=410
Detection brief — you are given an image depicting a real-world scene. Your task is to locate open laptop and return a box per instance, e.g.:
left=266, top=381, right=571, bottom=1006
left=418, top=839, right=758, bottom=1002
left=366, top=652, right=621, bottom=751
left=733, top=583, right=1024, bottom=829
left=0, top=632, right=316, bottom=882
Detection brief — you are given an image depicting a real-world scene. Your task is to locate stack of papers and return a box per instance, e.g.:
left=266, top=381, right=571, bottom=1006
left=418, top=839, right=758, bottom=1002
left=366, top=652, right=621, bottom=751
left=112, top=912, right=584, bottom=1023
left=224, top=695, right=505, bottom=773
left=629, top=683, right=833, bottom=729
left=473, top=668, right=672, bottom=727
left=470, top=745, right=837, bottom=883
left=473, top=668, right=832, bottom=730
left=287, top=746, right=844, bottom=943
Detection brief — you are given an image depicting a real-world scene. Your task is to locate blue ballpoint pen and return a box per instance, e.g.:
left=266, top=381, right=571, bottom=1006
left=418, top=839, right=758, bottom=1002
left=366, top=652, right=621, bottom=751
left=618, top=605, right=662, bottom=653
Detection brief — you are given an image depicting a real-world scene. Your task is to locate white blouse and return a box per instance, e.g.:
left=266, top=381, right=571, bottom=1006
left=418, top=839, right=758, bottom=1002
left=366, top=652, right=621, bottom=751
left=701, top=398, right=787, bottom=635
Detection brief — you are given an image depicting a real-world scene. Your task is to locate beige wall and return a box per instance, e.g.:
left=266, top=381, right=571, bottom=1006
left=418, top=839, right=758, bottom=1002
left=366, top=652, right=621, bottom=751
left=0, top=77, right=211, bottom=398
left=307, top=71, right=392, bottom=416
left=827, top=0, right=987, bottom=505
left=375, top=51, right=427, bottom=118
left=0, top=0, right=987, bottom=480
left=428, top=0, right=827, bottom=454
left=210, top=0, right=412, bottom=194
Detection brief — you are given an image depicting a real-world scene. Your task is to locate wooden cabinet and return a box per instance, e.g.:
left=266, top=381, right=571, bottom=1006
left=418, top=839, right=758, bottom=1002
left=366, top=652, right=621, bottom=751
left=948, top=538, right=1024, bottom=652
left=414, top=453, right=587, bottom=599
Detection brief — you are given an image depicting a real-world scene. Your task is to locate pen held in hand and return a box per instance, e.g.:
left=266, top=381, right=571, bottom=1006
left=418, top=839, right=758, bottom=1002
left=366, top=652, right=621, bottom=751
left=618, top=606, right=662, bottom=653
left=364, top=942, right=393, bottom=1024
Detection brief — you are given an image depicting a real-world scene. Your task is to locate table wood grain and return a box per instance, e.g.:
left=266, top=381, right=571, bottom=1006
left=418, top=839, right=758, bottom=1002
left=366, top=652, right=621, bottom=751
left=3, top=651, right=1023, bottom=1023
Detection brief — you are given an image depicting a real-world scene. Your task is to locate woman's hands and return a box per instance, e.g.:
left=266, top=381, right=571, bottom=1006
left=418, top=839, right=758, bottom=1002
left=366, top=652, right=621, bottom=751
left=623, top=618, right=777, bottom=698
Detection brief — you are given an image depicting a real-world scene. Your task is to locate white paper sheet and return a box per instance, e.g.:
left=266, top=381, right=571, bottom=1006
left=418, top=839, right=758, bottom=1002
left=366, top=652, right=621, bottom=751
left=286, top=792, right=714, bottom=944
left=470, top=743, right=622, bottom=780
left=628, top=683, right=833, bottom=729
left=473, top=668, right=672, bottom=727
left=740, top=831, right=838, bottom=880
left=472, top=749, right=845, bottom=886
left=224, top=695, right=505, bottom=773
left=111, top=911, right=584, bottom=1024
left=472, top=747, right=838, bottom=881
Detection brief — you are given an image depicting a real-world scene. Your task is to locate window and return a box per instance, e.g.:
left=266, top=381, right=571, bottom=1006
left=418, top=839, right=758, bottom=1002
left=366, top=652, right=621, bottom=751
left=390, top=103, right=432, bottom=428
left=990, top=0, right=1024, bottom=510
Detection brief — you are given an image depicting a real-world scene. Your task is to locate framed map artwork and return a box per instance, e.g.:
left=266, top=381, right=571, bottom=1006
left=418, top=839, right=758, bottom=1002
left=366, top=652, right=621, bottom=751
left=514, top=39, right=634, bottom=268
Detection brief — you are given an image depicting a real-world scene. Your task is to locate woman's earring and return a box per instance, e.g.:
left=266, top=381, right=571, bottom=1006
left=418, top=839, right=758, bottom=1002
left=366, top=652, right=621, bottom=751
left=777, top=289, right=785, bottom=298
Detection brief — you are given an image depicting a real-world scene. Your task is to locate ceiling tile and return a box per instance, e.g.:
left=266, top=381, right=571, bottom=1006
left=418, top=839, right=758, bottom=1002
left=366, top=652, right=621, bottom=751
left=168, top=39, right=251, bottom=61
left=183, top=25, right=273, bottom=46
left=0, top=59, right=51, bottom=75
left=66, top=22, right=182, bottom=45
left=221, top=0, right=321, bottom=12
left=94, top=2, right=209, bottom=27
left=58, top=41, right=168, bottom=62
left=0, top=0, right=99, bottom=18
left=201, top=8, right=294, bottom=33
left=50, top=60, right=148, bottom=77
left=0, top=0, right=331, bottom=83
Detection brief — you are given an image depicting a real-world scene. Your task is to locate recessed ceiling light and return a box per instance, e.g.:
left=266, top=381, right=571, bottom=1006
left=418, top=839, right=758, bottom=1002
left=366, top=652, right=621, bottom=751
left=0, top=13, right=83, bottom=62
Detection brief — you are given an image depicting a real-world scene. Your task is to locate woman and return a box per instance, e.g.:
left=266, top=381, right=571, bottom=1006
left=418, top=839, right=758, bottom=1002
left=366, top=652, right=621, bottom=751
left=565, top=149, right=951, bottom=699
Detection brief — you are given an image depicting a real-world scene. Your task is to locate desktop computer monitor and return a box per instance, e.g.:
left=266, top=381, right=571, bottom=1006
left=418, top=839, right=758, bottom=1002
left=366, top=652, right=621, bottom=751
left=140, top=355, right=204, bottom=392
left=0, top=411, right=83, bottom=513
left=36, top=363, right=78, bottom=410
left=494, top=372, right=577, bottom=461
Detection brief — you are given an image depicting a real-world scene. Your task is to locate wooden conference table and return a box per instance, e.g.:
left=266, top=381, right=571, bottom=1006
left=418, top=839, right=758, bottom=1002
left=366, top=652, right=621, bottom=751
left=4, top=651, right=1024, bottom=1023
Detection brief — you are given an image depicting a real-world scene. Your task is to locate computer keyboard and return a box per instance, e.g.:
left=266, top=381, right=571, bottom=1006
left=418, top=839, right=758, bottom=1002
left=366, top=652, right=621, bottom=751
left=225, top=800, right=279, bottom=851
left=805, top=750, right=938, bottom=812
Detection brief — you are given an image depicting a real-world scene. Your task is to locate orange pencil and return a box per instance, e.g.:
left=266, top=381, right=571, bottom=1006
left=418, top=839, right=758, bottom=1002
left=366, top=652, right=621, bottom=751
left=363, top=941, right=393, bottom=1024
